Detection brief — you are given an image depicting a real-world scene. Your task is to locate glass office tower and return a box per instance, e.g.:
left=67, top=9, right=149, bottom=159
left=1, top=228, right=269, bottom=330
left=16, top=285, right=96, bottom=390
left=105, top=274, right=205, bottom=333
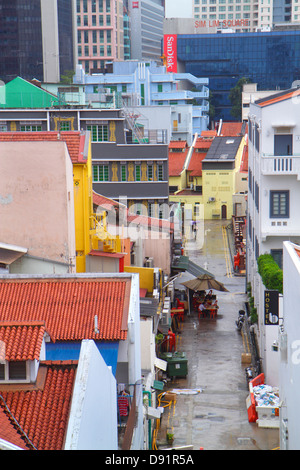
left=0, top=0, right=76, bottom=83
left=177, top=30, right=300, bottom=121
left=0, top=0, right=43, bottom=83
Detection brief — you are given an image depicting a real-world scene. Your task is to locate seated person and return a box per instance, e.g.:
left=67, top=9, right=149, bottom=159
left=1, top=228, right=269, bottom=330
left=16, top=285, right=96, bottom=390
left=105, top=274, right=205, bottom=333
left=205, top=290, right=213, bottom=303
left=198, top=302, right=209, bottom=316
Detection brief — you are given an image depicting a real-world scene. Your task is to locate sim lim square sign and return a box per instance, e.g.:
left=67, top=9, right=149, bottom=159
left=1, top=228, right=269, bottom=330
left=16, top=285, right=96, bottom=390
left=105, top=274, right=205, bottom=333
left=264, top=290, right=279, bottom=326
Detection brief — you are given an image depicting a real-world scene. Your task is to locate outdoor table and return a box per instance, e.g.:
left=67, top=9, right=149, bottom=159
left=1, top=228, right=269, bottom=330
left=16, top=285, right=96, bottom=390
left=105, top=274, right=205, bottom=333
left=171, top=308, right=184, bottom=322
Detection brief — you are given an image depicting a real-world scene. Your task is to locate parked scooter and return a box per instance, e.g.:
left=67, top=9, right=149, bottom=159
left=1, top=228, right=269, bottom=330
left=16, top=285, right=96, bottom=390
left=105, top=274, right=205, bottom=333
left=235, top=309, right=245, bottom=331
left=245, top=367, right=253, bottom=384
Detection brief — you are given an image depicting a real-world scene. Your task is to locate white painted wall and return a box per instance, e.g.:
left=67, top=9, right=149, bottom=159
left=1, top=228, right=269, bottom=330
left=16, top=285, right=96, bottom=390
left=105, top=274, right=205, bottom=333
left=64, top=340, right=118, bottom=450
left=280, top=241, right=300, bottom=450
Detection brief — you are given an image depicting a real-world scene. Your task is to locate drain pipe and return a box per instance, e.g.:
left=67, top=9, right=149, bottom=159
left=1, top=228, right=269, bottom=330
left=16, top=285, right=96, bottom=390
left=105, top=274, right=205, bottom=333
left=143, top=391, right=152, bottom=450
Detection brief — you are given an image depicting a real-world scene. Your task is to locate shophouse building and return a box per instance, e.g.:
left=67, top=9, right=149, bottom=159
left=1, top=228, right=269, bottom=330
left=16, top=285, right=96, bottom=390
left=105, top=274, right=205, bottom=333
left=247, top=87, right=300, bottom=385
left=74, top=60, right=209, bottom=144
left=0, top=0, right=77, bottom=83
left=0, top=77, right=169, bottom=224
left=280, top=241, right=300, bottom=450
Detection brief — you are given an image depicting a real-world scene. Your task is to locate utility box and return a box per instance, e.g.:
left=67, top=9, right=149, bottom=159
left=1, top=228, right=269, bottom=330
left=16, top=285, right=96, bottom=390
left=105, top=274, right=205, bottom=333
left=160, top=352, right=188, bottom=378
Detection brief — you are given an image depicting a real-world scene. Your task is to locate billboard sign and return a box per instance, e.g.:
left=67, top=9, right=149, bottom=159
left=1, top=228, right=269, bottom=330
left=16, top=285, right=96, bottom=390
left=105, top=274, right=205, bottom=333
left=164, top=35, right=177, bottom=73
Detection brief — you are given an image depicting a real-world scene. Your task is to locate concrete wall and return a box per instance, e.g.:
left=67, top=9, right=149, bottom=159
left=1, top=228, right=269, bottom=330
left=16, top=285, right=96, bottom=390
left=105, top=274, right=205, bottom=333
left=280, top=241, right=300, bottom=450
left=0, top=141, right=76, bottom=271
left=64, top=340, right=118, bottom=450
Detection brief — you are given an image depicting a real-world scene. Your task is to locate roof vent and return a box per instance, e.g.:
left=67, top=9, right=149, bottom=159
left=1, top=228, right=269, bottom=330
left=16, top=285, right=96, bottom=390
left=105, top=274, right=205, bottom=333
left=94, top=315, right=99, bottom=334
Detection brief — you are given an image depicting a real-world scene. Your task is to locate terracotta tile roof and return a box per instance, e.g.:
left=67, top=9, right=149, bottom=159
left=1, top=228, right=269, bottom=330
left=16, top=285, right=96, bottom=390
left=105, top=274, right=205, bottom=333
left=0, top=361, right=77, bottom=450
left=240, top=144, right=248, bottom=173
left=188, top=150, right=207, bottom=176
left=0, top=321, right=46, bottom=361
left=169, top=141, right=188, bottom=149
left=168, top=145, right=189, bottom=176
left=219, top=122, right=243, bottom=136
left=93, top=191, right=121, bottom=209
left=0, top=277, right=131, bottom=341
left=194, top=139, right=212, bottom=149
left=200, top=130, right=217, bottom=138
left=0, top=406, right=31, bottom=449
left=0, top=132, right=87, bottom=164
left=256, top=87, right=300, bottom=107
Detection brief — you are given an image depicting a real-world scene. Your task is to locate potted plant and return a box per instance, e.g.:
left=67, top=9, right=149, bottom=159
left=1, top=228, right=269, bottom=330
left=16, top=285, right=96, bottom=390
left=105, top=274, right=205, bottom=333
left=166, top=431, right=174, bottom=444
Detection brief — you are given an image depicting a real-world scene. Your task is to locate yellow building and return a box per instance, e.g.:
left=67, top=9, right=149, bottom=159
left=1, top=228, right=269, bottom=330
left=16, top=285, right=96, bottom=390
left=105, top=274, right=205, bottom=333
left=168, top=131, right=247, bottom=223
left=66, top=131, right=122, bottom=272
left=202, top=135, right=246, bottom=220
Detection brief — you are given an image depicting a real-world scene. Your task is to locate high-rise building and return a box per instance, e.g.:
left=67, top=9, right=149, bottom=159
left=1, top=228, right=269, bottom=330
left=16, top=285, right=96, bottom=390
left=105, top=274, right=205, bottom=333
left=190, top=0, right=300, bottom=32
left=0, top=0, right=77, bottom=83
left=76, top=0, right=124, bottom=74
left=128, top=0, right=165, bottom=61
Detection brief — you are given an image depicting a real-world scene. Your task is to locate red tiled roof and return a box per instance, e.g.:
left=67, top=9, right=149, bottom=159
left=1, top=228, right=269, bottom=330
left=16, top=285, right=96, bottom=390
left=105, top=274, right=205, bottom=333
left=188, top=150, right=207, bottom=176
left=93, top=191, right=121, bottom=208
left=219, top=122, right=243, bottom=136
left=256, top=88, right=300, bottom=107
left=194, top=139, right=212, bottom=149
left=0, top=321, right=46, bottom=361
left=169, top=141, right=188, bottom=149
left=168, top=147, right=189, bottom=176
left=0, top=277, right=131, bottom=341
left=200, top=130, right=217, bottom=138
left=0, top=406, right=31, bottom=449
left=0, top=132, right=87, bottom=164
left=240, top=144, right=248, bottom=173
left=0, top=361, right=77, bottom=450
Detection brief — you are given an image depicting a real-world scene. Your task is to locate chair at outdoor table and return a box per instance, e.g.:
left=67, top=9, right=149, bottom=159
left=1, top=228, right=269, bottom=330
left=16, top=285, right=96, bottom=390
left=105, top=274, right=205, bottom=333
left=198, top=302, right=208, bottom=320
left=176, top=298, right=185, bottom=310
left=209, top=307, right=217, bottom=320
left=171, top=307, right=184, bottom=322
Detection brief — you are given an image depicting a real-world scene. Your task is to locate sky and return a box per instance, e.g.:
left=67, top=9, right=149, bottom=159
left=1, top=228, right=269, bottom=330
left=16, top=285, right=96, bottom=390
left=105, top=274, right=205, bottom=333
left=165, top=0, right=193, bottom=18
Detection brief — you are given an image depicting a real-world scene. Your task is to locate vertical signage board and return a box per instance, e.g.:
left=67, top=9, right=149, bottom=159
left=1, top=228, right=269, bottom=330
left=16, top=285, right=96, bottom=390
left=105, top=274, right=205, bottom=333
left=264, top=290, right=279, bottom=325
left=163, top=35, right=178, bottom=73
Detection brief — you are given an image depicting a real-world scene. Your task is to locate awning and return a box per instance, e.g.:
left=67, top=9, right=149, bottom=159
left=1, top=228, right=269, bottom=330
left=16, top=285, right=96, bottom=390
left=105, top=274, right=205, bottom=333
left=0, top=242, right=27, bottom=265
left=172, top=255, right=215, bottom=278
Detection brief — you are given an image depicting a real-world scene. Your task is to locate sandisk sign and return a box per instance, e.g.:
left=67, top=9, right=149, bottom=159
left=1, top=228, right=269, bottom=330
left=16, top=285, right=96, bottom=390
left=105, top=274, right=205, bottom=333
left=164, top=34, right=177, bottom=73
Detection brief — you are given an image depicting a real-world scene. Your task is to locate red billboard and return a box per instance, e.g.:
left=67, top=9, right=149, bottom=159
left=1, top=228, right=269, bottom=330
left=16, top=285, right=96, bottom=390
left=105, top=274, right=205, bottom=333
left=164, top=34, right=177, bottom=73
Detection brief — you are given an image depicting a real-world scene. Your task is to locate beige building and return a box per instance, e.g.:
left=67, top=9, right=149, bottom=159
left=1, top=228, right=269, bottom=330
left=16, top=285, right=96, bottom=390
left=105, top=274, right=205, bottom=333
left=0, top=141, right=76, bottom=273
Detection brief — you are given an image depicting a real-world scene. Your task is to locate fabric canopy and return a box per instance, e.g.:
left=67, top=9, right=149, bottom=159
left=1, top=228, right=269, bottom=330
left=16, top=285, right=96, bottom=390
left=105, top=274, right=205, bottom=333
left=181, top=274, right=229, bottom=292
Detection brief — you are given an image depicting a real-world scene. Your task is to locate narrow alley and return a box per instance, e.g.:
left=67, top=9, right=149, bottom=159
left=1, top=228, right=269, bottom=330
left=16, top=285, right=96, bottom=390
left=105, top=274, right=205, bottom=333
left=156, top=220, right=280, bottom=451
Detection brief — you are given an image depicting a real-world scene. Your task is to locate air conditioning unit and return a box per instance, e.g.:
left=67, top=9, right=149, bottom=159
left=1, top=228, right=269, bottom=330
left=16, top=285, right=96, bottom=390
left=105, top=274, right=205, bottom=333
left=145, top=257, right=154, bottom=267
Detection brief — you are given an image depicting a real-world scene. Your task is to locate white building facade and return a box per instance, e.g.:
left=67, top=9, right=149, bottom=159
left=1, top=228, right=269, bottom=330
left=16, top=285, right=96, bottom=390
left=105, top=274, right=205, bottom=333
left=247, top=88, right=300, bottom=385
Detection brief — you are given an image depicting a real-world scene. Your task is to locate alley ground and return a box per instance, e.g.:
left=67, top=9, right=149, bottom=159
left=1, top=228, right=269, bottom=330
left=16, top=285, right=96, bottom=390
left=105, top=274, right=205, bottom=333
left=156, top=220, right=280, bottom=451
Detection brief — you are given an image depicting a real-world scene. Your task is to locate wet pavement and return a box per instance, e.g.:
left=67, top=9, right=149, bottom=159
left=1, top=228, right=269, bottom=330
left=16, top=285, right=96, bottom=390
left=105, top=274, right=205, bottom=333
left=156, top=220, right=279, bottom=451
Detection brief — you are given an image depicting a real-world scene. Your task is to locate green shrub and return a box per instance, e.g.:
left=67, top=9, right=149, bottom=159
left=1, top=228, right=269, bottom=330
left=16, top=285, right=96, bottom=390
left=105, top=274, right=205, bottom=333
left=257, top=254, right=283, bottom=294
left=250, top=307, right=258, bottom=324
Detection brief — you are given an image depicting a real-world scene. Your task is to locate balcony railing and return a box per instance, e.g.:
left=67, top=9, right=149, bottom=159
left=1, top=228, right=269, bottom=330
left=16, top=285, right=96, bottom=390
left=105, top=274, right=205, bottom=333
left=261, top=154, right=300, bottom=178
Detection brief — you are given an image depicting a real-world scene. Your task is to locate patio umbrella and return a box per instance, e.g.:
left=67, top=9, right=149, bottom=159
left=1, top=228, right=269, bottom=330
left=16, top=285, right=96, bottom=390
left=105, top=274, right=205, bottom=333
left=181, top=274, right=229, bottom=292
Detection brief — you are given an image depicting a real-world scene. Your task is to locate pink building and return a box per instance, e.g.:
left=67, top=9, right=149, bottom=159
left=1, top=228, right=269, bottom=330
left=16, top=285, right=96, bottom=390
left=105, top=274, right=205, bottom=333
left=76, top=0, right=124, bottom=74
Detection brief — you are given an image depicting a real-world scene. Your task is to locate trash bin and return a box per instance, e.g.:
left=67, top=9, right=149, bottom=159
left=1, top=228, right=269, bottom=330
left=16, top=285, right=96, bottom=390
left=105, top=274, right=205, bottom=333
left=160, top=352, right=188, bottom=378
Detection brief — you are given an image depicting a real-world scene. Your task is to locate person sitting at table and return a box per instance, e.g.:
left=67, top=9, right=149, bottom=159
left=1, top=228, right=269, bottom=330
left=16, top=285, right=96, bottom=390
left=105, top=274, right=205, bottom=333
left=198, top=301, right=209, bottom=317
left=205, top=290, right=213, bottom=303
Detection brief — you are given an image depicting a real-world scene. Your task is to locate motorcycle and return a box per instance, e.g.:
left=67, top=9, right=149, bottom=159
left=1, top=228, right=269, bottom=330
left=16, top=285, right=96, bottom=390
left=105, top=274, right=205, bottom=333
left=235, top=309, right=245, bottom=331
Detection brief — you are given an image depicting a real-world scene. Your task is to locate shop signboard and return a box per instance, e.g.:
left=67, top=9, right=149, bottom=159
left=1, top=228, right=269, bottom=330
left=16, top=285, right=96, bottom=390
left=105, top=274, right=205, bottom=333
left=264, top=290, right=279, bottom=325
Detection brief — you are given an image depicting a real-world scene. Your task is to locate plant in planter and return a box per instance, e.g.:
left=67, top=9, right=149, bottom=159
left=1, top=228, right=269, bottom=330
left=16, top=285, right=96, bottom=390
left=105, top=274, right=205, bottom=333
left=166, top=431, right=174, bottom=444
